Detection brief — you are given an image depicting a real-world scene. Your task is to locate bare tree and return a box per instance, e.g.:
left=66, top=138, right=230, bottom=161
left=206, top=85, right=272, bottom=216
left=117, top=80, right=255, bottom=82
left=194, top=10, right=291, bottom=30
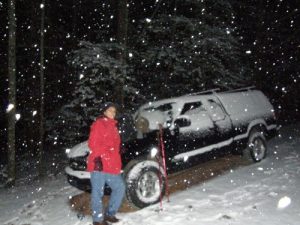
left=7, top=0, right=17, bottom=187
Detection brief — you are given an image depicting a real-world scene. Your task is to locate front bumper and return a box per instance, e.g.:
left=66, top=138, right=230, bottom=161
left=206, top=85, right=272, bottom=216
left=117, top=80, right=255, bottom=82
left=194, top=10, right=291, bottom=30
left=67, top=174, right=91, bottom=191
left=65, top=166, right=91, bottom=191
left=65, top=166, right=90, bottom=179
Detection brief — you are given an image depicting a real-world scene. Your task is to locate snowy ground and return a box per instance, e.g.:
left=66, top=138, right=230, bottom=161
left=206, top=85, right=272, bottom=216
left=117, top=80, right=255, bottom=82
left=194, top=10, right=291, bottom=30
left=0, top=123, right=299, bottom=225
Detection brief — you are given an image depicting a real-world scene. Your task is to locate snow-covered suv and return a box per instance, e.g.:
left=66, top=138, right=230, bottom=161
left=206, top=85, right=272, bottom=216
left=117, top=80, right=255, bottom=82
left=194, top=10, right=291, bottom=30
left=65, top=87, right=278, bottom=208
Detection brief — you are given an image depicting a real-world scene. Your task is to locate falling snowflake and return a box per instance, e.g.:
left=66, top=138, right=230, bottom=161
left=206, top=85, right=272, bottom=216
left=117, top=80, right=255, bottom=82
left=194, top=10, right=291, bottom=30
left=6, top=104, right=14, bottom=113
left=16, top=114, right=21, bottom=121
left=277, top=196, right=291, bottom=209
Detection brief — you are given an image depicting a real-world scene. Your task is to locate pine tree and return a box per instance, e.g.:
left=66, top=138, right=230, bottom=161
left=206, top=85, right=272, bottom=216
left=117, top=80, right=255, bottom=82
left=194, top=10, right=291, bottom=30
left=129, top=0, right=252, bottom=100
left=47, top=41, right=137, bottom=146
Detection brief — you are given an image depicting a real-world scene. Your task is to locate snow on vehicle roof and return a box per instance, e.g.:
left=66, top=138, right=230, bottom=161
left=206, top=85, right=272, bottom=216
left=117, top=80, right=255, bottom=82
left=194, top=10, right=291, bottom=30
left=139, top=94, right=212, bottom=110
left=135, top=88, right=274, bottom=132
left=140, top=89, right=270, bottom=111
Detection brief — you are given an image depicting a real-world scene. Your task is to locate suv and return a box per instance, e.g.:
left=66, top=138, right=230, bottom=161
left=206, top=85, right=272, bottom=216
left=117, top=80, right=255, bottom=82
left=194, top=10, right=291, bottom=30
left=65, top=87, right=278, bottom=208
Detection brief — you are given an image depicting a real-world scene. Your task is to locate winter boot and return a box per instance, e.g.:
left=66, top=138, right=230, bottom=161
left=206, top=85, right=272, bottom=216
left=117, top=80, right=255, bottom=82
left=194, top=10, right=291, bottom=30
left=93, top=221, right=109, bottom=225
left=105, top=215, right=120, bottom=223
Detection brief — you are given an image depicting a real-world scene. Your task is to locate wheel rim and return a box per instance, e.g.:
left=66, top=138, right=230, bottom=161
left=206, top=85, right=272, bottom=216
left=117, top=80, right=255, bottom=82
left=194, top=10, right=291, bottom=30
left=251, top=137, right=266, bottom=161
left=136, top=170, right=161, bottom=202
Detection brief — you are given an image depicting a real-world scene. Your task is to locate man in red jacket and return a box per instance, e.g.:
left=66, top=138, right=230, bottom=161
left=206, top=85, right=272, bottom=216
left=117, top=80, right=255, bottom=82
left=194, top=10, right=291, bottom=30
left=87, top=102, right=125, bottom=225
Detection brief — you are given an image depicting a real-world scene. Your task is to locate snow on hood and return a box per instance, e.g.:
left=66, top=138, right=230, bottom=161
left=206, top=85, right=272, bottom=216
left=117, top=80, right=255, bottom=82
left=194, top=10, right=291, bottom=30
left=66, top=141, right=89, bottom=158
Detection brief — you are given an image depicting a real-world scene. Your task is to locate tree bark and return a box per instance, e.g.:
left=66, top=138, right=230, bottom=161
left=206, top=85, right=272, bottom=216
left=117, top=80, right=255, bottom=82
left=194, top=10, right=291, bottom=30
left=7, top=0, right=17, bottom=187
left=115, top=0, right=128, bottom=109
left=38, top=0, right=46, bottom=177
left=116, top=0, right=128, bottom=49
left=253, top=0, right=266, bottom=90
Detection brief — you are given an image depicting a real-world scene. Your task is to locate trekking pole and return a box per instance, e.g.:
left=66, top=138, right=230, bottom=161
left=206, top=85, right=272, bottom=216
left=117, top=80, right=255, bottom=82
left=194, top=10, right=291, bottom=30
left=159, top=124, right=170, bottom=203
left=157, top=148, right=163, bottom=210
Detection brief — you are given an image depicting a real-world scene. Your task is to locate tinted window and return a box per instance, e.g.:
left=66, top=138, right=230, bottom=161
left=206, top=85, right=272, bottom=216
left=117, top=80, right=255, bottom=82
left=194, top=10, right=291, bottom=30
left=144, top=103, right=174, bottom=112
left=181, top=101, right=205, bottom=115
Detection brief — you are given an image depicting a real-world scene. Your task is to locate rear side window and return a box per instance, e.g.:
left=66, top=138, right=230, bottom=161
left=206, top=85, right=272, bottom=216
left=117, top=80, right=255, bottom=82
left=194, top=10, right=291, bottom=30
left=181, top=101, right=206, bottom=115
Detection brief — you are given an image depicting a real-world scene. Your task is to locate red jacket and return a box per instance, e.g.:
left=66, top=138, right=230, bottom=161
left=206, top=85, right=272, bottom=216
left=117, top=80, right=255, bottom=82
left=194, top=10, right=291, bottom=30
left=87, top=117, right=122, bottom=174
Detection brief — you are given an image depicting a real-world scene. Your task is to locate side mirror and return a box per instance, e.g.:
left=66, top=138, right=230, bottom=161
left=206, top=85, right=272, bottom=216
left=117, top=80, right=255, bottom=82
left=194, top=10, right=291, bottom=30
left=174, top=117, right=191, bottom=128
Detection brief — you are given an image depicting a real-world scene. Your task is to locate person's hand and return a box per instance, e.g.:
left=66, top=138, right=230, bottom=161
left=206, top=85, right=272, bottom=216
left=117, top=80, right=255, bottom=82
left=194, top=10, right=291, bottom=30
left=94, top=157, right=103, bottom=171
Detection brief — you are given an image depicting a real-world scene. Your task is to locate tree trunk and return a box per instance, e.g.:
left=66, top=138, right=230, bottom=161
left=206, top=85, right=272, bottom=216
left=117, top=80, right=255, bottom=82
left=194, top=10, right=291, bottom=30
left=253, top=0, right=266, bottom=90
left=116, top=0, right=128, bottom=49
left=7, top=0, right=17, bottom=187
left=38, top=0, right=46, bottom=177
left=115, top=0, right=128, bottom=109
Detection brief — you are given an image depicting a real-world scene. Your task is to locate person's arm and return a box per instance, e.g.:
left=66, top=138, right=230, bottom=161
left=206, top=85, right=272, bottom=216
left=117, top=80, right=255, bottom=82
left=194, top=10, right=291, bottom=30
left=88, top=120, right=107, bottom=171
left=88, top=120, right=106, bottom=157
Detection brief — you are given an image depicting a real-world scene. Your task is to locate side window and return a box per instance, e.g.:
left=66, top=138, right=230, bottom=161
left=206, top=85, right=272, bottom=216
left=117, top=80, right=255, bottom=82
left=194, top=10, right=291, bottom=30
left=208, top=99, right=225, bottom=120
left=144, top=103, right=174, bottom=112
left=181, top=101, right=206, bottom=115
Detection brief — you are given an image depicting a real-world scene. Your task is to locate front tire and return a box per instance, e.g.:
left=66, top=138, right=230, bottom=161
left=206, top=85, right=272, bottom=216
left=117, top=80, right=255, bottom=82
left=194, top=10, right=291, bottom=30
left=125, top=160, right=165, bottom=208
left=244, top=129, right=267, bottom=162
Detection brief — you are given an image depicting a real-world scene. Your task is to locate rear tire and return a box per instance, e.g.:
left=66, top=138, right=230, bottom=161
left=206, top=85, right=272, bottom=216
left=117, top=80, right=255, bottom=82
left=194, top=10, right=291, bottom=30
left=243, top=129, right=267, bottom=162
left=125, top=160, right=165, bottom=208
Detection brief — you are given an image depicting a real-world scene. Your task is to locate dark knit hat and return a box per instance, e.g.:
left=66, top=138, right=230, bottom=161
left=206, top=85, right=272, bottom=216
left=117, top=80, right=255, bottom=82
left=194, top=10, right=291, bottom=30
left=100, top=102, right=117, bottom=114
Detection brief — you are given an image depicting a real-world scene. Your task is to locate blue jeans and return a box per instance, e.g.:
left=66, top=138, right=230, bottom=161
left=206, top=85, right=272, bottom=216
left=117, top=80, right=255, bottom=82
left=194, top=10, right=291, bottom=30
left=90, top=172, right=125, bottom=223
